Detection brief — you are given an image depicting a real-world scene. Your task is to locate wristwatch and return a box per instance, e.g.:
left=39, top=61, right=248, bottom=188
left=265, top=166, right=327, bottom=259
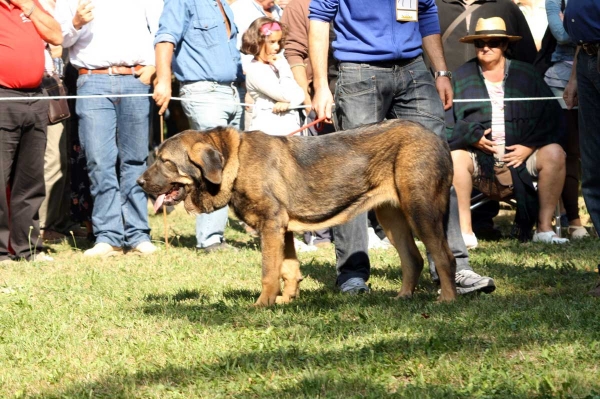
left=434, top=71, right=453, bottom=80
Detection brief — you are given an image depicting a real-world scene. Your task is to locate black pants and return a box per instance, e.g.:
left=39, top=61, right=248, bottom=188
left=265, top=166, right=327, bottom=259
left=0, top=87, right=48, bottom=260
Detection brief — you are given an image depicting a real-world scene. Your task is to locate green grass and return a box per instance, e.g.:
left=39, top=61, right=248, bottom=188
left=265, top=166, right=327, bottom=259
left=1, top=205, right=600, bottom=398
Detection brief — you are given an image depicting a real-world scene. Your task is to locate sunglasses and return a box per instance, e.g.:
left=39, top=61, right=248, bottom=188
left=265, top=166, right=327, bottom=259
left=473, top=38, right=506, bottom=49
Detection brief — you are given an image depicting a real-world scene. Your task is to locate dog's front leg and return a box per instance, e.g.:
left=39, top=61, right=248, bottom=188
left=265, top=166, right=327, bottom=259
left=278, top=231, right=303, bottom=304
left=254, top=224, right=285, bottom=306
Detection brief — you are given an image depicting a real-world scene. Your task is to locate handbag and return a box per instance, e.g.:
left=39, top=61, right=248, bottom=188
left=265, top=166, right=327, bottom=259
left=41, top=73, right=70, bottom=124
left=473, top=164, right=514, bottom=201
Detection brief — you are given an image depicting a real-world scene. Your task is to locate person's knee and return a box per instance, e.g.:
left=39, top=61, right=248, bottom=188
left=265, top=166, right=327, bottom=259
left=537, top=144, right=566, bottom=172
left=451, top=150, right=474, bottom=175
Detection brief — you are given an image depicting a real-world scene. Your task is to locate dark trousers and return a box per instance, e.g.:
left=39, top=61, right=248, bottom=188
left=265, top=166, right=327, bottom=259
left=576, top=52, right=600, bottom=232
left=561, top=108, right=581, bottom=222
left=0, top=87, right=48, bottom=260
left=332, top=57, right=470, bottom=286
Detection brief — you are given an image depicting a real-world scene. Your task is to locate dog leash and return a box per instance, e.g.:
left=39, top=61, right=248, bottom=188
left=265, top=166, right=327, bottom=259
left=287, top=115, right=328, bottom=136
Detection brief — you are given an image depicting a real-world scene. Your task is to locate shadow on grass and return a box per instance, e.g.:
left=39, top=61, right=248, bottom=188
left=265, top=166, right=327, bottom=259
left=33, top=286, right=600, bottom=398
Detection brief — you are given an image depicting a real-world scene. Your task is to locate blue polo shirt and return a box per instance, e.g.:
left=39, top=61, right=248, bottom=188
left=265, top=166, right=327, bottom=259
left=154, top=0, right=244, bottom=83
left=564, top=0, right=600, bottom=44
left=308, top=0, right=440, bottom=63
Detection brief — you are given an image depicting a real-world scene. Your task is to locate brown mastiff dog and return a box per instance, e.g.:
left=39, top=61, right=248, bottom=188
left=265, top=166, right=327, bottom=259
left=137, top=119, right=457, bottom=305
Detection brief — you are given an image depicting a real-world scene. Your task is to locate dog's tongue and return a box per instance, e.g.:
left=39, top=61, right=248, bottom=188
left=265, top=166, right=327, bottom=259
left=154, top=194, right=166, bottom=214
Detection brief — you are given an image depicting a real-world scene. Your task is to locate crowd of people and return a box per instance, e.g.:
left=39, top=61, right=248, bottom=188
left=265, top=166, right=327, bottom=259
left=1, top=0, right=599, bottom=295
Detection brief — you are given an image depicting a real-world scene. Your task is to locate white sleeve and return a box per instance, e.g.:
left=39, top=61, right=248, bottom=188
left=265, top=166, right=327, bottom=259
left=246, top=62, right=296, bottom=103
left=273, top=57, right=306, bottom=106
left=146, top=0, right=164, bottom=36
left=54, top=0, right=80, bottom=49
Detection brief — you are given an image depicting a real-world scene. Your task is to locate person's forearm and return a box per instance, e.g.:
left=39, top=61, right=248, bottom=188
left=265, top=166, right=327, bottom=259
left=308, top=20, right=330, bottom=91
left=290, top=65, right=311, bottom=105
left=422, top=34, right=448, bottom=72
left=155, top=42, right=174, bottom=83
left=30, top=4, right=63, bottom=45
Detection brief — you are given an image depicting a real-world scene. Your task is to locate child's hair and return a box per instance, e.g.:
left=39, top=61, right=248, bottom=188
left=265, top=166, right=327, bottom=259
left=240, top=17, right=288, bottom=56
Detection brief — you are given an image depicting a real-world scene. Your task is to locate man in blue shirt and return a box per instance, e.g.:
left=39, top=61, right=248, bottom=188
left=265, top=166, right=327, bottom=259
left=154, top=0, right=244, bottom=252
left=309, top=0, right=496, bottom=295
left=563, top=0, right=600, bottom=296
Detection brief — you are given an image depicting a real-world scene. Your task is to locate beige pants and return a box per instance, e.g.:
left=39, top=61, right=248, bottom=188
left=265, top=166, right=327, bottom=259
left=38, top=120, right=71, bottom=232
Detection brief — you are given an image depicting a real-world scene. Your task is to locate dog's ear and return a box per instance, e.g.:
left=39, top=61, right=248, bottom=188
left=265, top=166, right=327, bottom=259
left=188, top=142, right=224, bottom=185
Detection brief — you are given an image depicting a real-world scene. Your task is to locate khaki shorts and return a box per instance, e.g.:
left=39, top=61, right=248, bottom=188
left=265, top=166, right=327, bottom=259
left=469, top=148, right=539, bottom=178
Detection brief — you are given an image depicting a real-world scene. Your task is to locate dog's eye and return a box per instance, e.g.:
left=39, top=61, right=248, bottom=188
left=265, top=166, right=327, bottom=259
left=160, top=159, right=179, bottom=172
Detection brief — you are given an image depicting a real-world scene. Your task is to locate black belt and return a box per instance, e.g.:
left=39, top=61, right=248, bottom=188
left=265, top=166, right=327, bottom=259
left=0, top=84, right=41, bottom=93
left=582, top=43, right=599, bottom=56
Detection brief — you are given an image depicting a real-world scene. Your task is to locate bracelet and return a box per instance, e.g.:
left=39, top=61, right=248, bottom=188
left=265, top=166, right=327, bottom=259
left=24, top=2, right=35, bottom=18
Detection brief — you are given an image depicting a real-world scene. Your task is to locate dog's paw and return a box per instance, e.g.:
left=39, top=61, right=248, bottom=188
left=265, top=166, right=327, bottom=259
left=254, top=293, right=279, bottom=307
left=275, top=295, right=293, bottom=305
left=393, top=292, right=414, bottom=300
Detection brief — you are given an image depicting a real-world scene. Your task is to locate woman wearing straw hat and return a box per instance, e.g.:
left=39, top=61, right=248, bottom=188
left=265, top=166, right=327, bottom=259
left=446, top=17, right=568, bottom=247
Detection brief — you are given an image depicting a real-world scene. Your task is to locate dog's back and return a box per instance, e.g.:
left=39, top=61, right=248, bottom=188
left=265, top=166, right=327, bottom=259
left=233, top=119, right=453, bottom=231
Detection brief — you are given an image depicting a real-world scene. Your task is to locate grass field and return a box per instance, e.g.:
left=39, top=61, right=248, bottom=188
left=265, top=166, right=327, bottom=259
left=1, top=205, right=600, bottom=398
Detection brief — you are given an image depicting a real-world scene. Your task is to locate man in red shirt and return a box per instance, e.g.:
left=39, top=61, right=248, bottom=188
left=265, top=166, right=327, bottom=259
left=0, top=0, right=62, bottom=262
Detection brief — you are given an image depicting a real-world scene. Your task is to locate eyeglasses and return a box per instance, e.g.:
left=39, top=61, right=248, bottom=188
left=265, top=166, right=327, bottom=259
left=474, top=38, right=506, bottom=49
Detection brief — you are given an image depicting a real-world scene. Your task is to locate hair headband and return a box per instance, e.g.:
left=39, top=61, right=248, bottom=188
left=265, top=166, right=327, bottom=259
left=260, top=22, right=281, bottom=36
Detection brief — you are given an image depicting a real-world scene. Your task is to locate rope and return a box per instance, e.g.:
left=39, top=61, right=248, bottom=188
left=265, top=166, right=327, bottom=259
left=0, top=92, right=565, bottom=105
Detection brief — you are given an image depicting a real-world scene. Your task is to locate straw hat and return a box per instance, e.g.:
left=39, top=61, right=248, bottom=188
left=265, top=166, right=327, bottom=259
left=459, top=17, right=522, bottom=43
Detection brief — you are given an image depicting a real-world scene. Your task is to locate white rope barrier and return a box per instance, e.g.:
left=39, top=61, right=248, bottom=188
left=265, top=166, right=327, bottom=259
left=0, top=92, right=565, bottom=106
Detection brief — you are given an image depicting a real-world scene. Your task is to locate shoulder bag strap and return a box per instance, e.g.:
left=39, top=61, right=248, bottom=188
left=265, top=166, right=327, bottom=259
left=442, top=3, right=483, bottom=44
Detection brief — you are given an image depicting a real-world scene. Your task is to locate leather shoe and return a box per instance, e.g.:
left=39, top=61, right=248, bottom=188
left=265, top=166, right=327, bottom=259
left=84, top=242, right=123, bottom=258
left=130, top=241, right=158, bottom=255
left=41, top=229, right=66, bottom=243
left=198, top=242, right=238, bottom=253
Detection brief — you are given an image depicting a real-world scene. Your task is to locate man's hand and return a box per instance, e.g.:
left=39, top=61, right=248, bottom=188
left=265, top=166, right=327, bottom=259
left=272, top=101, right=290, bottom=113
left=135, top=65, right=156, bottom=86
left=311, top=87, right=333, bottom=121
left=564, top=75, right=578, bottom=109
left=504, top=144, right=534, bottom=168
left=153, top=79, right=171, bottom=116
left=473, top=128, right=496, bottom=154
left=73, top=0, right=94, bottom=30
left=49, top=44, right=62, bottom=59
left=436, top=76, right=453, bottom=110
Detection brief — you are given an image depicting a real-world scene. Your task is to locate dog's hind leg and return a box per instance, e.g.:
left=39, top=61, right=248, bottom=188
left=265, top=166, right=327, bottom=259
left=255, top=223, right=285, bottom=306
left=277, top=232, right=303, bottom=304
left=375, top=203, right=424, bottom=299
left=405, top=202, right=457, bottom=302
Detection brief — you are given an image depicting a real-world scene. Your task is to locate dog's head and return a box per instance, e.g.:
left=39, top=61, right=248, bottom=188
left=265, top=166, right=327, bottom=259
left=137, top=127, right=239, bottom=214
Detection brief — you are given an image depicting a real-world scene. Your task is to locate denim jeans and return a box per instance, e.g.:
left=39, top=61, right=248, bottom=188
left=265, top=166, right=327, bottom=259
left=576, top=52, right=600, bottom=232
left=179, top=81, right=243, bottom=248
left=333, top=56, right=470, bottom=285
left=76, top=74, right=151, bottom=248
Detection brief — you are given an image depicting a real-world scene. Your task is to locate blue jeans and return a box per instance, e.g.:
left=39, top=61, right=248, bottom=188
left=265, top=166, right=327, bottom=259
left=576, top=52, right=600, bottom=232
left=76, top=74, right=151, bottom=248
left=179, top=81, right=243, bottom=248
left=333, top=56, right=470, bottom=285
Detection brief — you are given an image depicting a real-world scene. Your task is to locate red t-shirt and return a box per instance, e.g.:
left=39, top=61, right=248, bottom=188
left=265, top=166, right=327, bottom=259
left=0, top=0, right=46, bottom=89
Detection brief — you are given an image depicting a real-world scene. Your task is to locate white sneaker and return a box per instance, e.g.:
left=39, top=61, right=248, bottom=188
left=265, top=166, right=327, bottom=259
left=131, top=241, right=158, bottom=255
left=84, top=242, right=123, bottom=258
left=294, top=238, right=318, bottom=253
left=30, top=252, right=54, bottom=262
left=533, top=231, right=569, bottom=244
left=462, top=233, right=478, bottom=249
